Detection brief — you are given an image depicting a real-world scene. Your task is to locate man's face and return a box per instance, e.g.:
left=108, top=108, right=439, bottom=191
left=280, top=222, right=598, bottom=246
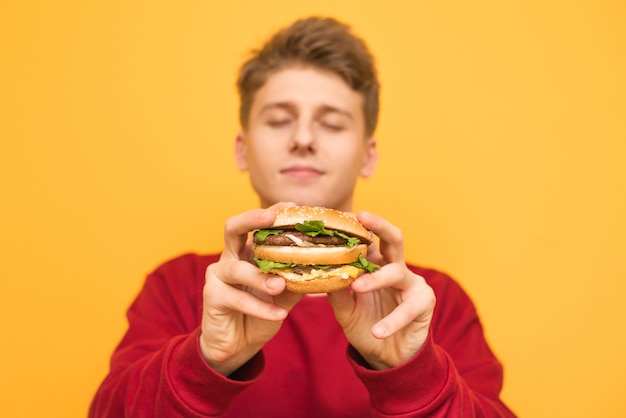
left=235, top=67, right=378, bottom=212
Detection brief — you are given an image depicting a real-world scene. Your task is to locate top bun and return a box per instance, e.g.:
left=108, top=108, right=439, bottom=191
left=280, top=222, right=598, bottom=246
left=272, top=206, right=373, bottom=244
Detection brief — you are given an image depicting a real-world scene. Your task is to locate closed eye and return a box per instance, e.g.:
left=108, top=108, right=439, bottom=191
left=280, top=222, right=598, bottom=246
left=267, top=119, right=293, bottom=128
left=319, top=121, right=345, bottom=132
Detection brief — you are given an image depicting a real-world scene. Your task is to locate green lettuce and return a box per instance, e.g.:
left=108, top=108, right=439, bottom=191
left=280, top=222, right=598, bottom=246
left=350, top=253, right=380, bottom=273
left=254, top=229, right=284, bottom=243
left=254, top=254, right=379, bottom=273
left=253, top=257, right=330, bottom=272
left=253, top=258, right=295, bottom=272
left=294, top=220, right=361, bottom=248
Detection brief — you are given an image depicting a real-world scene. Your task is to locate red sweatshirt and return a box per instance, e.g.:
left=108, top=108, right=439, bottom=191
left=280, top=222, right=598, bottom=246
left=90, top=253, right=515, bottom=417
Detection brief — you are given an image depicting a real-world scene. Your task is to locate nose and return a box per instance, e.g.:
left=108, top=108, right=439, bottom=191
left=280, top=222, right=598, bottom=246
left=290, top=122, right=316, bottom=153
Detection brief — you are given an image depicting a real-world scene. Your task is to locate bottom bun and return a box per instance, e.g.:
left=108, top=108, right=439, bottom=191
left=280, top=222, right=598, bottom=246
left=266, top=264, right=367, bottom=294
left=284, top=275, right=358, bottom=293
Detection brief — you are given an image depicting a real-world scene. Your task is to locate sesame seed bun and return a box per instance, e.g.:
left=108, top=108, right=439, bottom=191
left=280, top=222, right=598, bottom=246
left=271, top=206, right=373, bottom=244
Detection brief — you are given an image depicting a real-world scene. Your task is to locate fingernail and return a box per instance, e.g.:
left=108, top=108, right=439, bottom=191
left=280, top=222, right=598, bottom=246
left=273, top=307, right=288, bottom=320
left=353, top=275, right=369, bottom=288
left=266, top=276, right=283, bottom=290
left=373, top=323, right=387, bottom=338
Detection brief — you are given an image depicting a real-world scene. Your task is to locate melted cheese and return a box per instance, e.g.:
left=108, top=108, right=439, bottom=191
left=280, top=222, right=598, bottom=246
left=270, top=265, right=362, bottom=282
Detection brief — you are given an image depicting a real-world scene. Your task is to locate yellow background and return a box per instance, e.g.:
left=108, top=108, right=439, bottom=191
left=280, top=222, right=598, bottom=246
left=1, top=1, right=625, bottom=417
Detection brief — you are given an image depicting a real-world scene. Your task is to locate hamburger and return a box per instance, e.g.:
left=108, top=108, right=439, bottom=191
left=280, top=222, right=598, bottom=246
left=252, top=206, right=380, bottom=293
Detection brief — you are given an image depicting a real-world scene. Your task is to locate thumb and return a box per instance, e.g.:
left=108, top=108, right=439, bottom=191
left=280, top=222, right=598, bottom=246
left=364, top=239, right=385, bottom=266
left=326, top=288, right=355, bottom=325
left=275, top=289, right=306, bottom=312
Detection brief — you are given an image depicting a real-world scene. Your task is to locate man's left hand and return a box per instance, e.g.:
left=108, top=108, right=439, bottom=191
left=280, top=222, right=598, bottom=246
left=327, top=210, right=436, bottom=370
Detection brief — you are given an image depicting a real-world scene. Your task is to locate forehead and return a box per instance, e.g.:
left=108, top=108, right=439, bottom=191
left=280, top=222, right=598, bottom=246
left=251, top=67, right=364, bottom=115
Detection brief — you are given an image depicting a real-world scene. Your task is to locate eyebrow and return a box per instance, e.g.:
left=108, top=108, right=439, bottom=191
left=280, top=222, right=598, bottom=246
left=259, top=102, right=297, bottom=116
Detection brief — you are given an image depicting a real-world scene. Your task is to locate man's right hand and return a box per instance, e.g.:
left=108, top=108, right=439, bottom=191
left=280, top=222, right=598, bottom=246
left=199, top=202, right=304, bottom=377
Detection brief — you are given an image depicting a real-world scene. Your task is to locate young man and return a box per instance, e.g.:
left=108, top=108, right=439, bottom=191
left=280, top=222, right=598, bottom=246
left=90, top=17, right=515, bottom=417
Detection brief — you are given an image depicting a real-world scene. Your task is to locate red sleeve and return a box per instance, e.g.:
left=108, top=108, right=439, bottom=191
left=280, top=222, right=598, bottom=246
left=348, top=266, right=516, bottom=417
left=89, top=254, right=263, bottom=417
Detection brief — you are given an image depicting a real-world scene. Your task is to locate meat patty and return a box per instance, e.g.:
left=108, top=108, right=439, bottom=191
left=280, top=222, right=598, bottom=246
left=253, top=231, right=348, bottom=246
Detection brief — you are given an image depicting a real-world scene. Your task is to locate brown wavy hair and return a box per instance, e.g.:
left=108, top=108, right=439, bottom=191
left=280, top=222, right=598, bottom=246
left=237, top=17, right=380, bottom=137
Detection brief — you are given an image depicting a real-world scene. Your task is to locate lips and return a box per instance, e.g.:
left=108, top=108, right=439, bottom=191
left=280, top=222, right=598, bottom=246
left=280, top=165, right=325, bottom=179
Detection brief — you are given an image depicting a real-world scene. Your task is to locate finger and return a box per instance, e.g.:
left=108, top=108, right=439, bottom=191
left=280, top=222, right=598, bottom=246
left=371, top=284, right=435, bottom=339
left=207, top=282, right=289, bottom=321
left=326, top=288, right=355, bottom=324
left=267, top=201, right=298, bottom=211
left=223, top=202, right=297, bottom=260
left=205, top=262, right=289, bottom=320
left=209, top=259, right=287, bottom=296
left=222, top=209, right=273, bottom=259
left=239, top=235, right=256, bottom=263
left=357, top=211, right=405, bottom=263
left=350, top=262, right=409, bottom=293
left=274, top=289, right=306, bottom=312
left=363, top=235, right=384, bottom=266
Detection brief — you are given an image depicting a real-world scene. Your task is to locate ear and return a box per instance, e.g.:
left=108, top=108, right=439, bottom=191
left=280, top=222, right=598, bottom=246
left=234, top=131, right=248, bottom=171
left=359, top=136, right=378, bottom=178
